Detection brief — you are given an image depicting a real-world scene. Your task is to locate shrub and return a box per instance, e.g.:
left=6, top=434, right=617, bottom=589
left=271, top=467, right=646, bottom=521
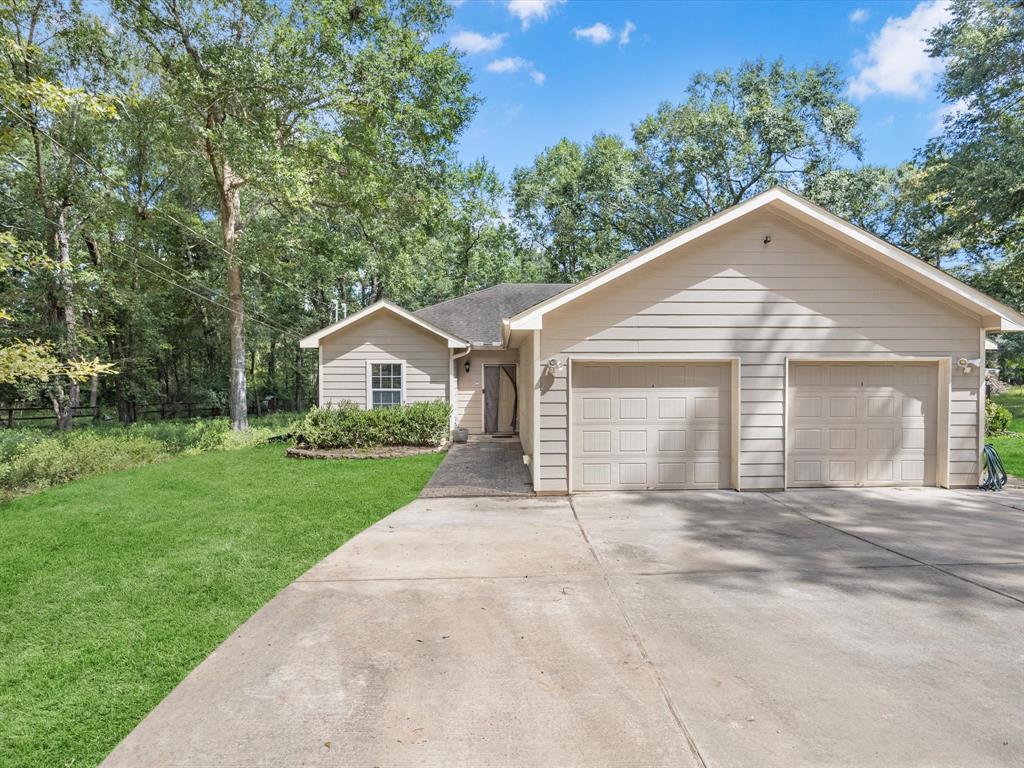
left=986, top=399, right=1012, bottom=436
left=0, top=413, right=304, bottom=497
left=300, top=400, right=452, bottom=449
left=0, top=431, right=170, bottom=495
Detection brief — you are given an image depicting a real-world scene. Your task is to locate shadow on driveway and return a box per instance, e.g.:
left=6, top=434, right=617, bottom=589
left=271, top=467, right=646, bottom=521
left=102, top=487, right=1024, bottom=768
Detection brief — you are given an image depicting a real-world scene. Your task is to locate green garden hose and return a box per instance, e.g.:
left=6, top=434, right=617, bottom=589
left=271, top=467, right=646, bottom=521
left=980, top=444, right=1008, bottom=491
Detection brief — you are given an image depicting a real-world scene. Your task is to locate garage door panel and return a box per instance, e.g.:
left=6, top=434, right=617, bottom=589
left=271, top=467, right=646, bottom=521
left=788, top=362, right=937, bottom=488
left=572, top=362, right=730, bottom=491
left=581, top=397, right=611, bottom=420
left=618, top=398, right=647, bottom=419
left=658, top=398, right=686, bottom=418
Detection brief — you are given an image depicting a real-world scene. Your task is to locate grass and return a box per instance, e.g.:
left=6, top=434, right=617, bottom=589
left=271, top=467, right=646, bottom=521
left=991, top=385, right=1024, bottom=477
left=0, top=445, right=443, bottom=768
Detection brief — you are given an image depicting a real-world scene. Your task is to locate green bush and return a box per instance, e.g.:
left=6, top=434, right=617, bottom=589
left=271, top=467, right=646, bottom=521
left=0, top=413, right=303, bottom=498
left=986, top=399, right=1013, bottom=435
left=300, top=400, right=451, bottom=449
left=0, top=431, right=170, bottom=494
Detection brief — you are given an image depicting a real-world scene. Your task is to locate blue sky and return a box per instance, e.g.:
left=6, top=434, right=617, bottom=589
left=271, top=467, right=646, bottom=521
left=447, top=0, right=954, bottom=180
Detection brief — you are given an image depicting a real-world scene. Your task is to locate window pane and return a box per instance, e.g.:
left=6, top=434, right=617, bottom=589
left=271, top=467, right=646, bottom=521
left=370, top=363, right=401, bottom=409
left=373, top=390, right=399, bottom=409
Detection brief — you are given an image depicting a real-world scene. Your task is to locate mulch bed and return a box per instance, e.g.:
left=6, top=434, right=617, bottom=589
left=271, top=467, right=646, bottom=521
left=286, top=444, right=448, bottom=460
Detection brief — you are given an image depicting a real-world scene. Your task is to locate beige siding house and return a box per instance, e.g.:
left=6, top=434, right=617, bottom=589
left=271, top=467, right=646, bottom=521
left=300, top=187, right=1023, bottom=494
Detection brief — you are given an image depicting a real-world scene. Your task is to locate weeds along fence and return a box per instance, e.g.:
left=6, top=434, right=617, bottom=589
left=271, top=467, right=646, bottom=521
left=0, top=400, right=279, bottom=428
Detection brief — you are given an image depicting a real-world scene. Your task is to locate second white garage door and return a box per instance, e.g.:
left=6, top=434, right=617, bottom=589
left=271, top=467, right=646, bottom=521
left=787, top=362, right=938, bottom=487
left=571, top=362, right=731, bottom=491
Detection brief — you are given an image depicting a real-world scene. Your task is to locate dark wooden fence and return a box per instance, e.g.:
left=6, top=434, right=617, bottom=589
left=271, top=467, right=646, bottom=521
left=0, top=400, right=278, bottom=428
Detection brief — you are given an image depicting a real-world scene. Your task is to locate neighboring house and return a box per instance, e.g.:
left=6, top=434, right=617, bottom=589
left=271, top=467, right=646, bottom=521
left=300, top=187, right=1024, bottom=494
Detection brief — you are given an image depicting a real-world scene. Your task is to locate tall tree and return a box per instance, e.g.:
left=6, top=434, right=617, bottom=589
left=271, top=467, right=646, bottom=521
left=511, top=60, right=863, bottom=281
left=1, top=1, right=117, bottom=426
left=631, top=59, right=861, bottom=239
left=919, top=0, right=1023, bottom=265
left=113, top=0, right=474, bottom=429
left=512, top=134, right=637, bottom=281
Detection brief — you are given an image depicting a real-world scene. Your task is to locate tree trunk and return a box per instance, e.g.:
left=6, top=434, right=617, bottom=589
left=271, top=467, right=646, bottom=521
left=293, top=347, right=303, bottom=410
left=54, top=205, right=80, bottom=431
left=267, top=338, right=276, bottom=395
left=250, top=348, right=261, bottom=417
left=89, top=374, right=99, bottom=421
left=218, top=162, right=248, bottom=431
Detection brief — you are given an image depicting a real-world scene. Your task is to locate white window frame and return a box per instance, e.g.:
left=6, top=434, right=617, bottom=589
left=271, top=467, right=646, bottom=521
left=366, top=360, right=405, bottom=409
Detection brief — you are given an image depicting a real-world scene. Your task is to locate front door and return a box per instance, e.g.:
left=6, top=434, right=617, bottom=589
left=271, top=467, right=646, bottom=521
left=484, top=364, right=517, bottom=434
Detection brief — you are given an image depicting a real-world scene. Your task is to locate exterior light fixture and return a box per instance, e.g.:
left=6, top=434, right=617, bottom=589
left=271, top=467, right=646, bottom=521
left=464, top=359, right=471, bottom=373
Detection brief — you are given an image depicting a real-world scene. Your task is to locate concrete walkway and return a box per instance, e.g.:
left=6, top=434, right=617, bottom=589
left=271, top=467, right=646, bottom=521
left=102, top=487, right=1024, bottom=767
left=421, top=438, right=533, bottom=497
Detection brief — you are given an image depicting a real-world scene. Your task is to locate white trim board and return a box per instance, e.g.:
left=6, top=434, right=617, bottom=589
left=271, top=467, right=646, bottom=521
left=507, top=187, right=1024, bottom=334
left=365, top=360, right=406, bottom=409
left=300, top=300, right=469, bottom=349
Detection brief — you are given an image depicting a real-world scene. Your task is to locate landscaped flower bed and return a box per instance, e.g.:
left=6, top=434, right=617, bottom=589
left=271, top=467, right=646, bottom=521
left=295, top=400, right=452, bottom=451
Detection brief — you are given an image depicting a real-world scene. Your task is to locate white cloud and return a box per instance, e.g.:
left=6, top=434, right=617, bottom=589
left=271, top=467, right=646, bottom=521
left=574, top=22, right=613, bottom=45
left=849, top=8, right=870, bottom=23
left=486, top=56, right=528, bottom=73
left=507, top=0, right=565, bottom=30
left=486, top=56, right=546, bottom=85
left=848, top=1, right=951, bottom=99
left=450, top=30, right=507, bottom=54
left=619, top=20, right=636, bottom=47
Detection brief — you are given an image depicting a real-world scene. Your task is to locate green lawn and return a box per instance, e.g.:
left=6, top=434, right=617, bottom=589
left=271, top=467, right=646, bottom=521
left=0, top=445, right=442, bottom=768
left=991, top=385, right=1024, bottom=477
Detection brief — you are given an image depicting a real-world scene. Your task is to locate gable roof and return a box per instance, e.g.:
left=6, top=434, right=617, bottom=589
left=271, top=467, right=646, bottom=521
left=414, top=283, right=570, bottom=344
left=298, top=300, right=469, bottom=349
left=506, top=186, right=1024, bottom=334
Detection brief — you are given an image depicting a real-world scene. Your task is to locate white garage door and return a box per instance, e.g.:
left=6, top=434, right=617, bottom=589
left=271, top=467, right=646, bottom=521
left=571, top=362, right=731, bottom=491
left=788, top=362, right=938, bottom=487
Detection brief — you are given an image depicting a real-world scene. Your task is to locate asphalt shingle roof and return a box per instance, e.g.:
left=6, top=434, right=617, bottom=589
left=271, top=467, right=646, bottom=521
left=413, top=283, right=570, bottom=344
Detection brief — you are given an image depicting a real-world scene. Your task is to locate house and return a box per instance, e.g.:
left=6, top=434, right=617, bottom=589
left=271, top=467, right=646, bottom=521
left=299, top=187, right=1024, bottom=494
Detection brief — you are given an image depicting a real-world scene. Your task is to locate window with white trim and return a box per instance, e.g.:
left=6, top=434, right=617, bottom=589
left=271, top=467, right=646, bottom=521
left=371, top=363, right=402, bottom=409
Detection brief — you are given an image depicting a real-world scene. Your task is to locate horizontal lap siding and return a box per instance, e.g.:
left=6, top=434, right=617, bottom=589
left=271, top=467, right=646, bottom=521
left=320, top=313, right=449, bottom=409
left=535, top=212, right=983, bottom=493
left=455, top=349, right=520, bottom=434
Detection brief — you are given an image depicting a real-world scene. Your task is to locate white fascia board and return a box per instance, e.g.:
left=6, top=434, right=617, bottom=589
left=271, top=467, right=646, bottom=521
left=506, top=185, right=1024, bottom=334
left=772, top=190, right=1024, bottom=332
left=299, top=300, right=469, bottom=349
left=507, top=192, right=777, bottom=330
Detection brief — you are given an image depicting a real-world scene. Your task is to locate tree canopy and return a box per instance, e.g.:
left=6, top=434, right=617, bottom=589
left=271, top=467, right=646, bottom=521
left=1, top=0, right=1020, bottom=427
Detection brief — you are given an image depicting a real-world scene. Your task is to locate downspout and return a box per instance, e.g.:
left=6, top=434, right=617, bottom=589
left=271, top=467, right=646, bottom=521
left=451, top=345, right=472, bottom=432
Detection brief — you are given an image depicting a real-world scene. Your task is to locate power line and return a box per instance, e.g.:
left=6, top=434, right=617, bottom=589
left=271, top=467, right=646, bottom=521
left=0, top=189, right=303, bottom=338
left=0, top=192, right=304, bottom=340
left=0, top=100, right=312, bottom=303
left=121, top=257, right=302, bottom=340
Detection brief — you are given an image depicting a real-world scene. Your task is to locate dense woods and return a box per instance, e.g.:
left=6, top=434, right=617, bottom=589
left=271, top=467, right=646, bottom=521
left=2, top=0, right=1022, bottom=429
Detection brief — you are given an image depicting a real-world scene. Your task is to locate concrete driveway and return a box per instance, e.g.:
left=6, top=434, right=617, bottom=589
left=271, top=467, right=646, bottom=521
left=103, top=488, right=1024, bottom=768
